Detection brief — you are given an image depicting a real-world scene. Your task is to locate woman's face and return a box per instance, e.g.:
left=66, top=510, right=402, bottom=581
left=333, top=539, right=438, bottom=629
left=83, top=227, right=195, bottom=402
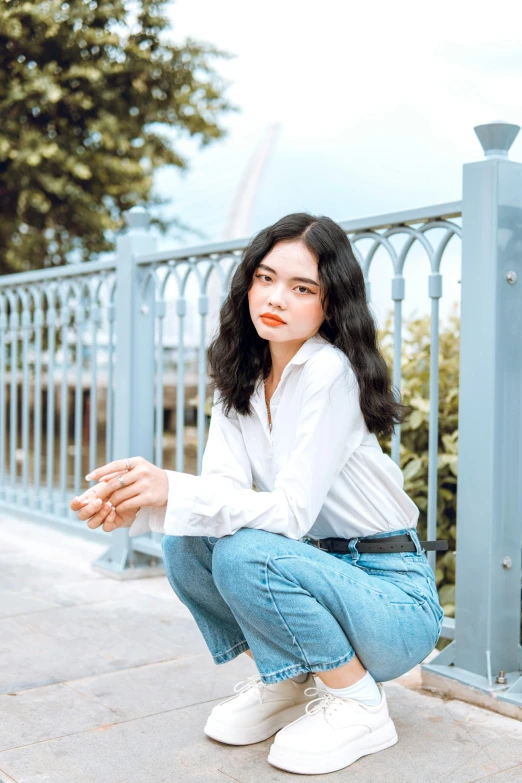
left=248, top=239, right=328, bottom=344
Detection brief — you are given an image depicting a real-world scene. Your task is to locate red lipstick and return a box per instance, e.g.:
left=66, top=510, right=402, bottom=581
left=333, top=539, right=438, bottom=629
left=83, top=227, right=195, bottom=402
left=260, top=312, right=286, bottom=326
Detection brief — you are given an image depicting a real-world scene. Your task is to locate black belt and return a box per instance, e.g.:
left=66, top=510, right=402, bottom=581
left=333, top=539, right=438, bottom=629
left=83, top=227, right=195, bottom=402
left=305, top=533, right=449, bottom=554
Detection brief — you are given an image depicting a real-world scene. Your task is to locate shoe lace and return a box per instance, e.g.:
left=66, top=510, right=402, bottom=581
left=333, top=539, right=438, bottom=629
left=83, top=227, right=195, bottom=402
left=303, top=686, right=346, bottom=717
left=233, top=674, right=264, bottom=696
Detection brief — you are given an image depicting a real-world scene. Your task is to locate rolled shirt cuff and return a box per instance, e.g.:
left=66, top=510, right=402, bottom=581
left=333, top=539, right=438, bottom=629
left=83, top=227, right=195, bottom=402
left=128, top=505, right=167, bottom=537
left=127, top=469, right=198, bottom=537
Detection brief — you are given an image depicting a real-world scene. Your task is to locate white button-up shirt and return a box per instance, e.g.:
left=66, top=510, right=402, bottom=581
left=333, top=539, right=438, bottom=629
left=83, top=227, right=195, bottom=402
left=128, top=333, right=419, bottom=541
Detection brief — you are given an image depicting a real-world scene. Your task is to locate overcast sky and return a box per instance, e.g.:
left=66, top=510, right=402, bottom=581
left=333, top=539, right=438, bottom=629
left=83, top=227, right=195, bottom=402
left=150, top=0, right=522, bottom=326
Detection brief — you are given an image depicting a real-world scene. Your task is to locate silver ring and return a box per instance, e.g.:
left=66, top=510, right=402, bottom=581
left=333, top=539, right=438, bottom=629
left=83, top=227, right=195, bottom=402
left=125, top=458, right=132, bottom=471
left=118, top=475, right=125, bottom=488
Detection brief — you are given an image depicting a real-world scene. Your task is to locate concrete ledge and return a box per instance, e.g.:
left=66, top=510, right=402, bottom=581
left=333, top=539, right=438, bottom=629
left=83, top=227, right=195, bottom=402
left=421, top=668, right=522, bottom=722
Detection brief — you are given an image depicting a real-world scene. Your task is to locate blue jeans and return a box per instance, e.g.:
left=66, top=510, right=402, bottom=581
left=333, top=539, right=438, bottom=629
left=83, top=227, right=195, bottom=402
left=161, top=526, right=444, bottom=685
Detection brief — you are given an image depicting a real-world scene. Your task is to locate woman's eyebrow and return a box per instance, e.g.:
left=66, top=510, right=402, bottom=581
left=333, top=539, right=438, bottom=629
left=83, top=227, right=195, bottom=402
left=257, top=263, right=320, bottom=287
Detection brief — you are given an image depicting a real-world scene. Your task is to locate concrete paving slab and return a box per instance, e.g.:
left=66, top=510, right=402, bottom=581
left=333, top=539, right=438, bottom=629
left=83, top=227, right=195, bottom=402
left=0, top=699, right=261, bottom=783
left=64, top=653, right=258, bottom=721
left=0, top=519, right=108, bottom=575
left=0, top=587, right=65, bottom=619
left=0, top=767, right=18, bottom=783
left=475, top=767, right=522, bottom=782
left=0, top=552, right=102, bottom=593
left=442, top=699, right=522, bottom=778
left=0, top=594, right=210, bottom=694
left=2, top=575, right=169, bottom=614
left=0, top=655, right=258, bottom=753
left=0, top=682, right=120, bottom=752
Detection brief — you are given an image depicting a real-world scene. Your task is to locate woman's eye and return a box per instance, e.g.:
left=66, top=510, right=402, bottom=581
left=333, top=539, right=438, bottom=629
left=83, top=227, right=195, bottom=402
left=255, top=274, right=312, bottom=295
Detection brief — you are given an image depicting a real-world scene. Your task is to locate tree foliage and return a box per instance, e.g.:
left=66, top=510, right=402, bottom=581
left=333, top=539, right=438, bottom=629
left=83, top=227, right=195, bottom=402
left=0, top=0, right=238, bottom=273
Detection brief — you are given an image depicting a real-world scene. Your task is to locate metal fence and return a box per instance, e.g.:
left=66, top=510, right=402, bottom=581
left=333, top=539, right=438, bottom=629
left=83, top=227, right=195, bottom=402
left=1, top=121, right=521, bottom=708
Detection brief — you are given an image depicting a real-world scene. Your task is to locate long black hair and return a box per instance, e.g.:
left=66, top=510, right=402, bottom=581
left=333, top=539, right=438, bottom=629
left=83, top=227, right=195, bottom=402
left=207, top=212, right=412, bottom=438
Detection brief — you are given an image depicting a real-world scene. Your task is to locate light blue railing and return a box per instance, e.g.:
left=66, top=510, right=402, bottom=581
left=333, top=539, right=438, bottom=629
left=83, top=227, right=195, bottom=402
left=0, top=122, right=521, bottom=708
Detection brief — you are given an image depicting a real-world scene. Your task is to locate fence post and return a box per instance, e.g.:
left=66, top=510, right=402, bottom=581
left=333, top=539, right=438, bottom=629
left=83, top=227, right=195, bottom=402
left=422, top=121, right=522, bottom=708
left=93, top=207, right=160, bottom=578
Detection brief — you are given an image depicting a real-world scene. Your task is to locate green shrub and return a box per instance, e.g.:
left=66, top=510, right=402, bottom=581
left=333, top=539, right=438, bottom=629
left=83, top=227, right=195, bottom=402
left=378, top=305, right=460, bottom=619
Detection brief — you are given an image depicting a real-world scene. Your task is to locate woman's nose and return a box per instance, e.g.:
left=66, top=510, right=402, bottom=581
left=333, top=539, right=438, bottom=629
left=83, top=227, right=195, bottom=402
left=268, top=287, right=287, bottom=307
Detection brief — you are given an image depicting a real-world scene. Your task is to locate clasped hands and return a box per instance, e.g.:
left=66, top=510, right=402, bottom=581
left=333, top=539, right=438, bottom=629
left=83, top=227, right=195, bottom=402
left=69, top=456, right=169, bottom=533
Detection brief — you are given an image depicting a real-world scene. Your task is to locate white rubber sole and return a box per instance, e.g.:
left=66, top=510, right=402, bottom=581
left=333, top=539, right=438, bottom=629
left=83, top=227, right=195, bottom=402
left=267, top=719, right=399, bottom=774
left=204, top=702, right=311, bottom=745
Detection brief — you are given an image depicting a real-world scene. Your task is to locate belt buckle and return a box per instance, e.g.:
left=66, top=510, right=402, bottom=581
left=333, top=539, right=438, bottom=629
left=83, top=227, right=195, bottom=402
left=315, top=539, right=330, bottom=551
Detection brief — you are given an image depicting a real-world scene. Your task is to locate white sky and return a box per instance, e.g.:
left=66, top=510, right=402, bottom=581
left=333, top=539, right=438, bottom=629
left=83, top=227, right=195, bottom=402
left=150, top=0, right=522, bottom=327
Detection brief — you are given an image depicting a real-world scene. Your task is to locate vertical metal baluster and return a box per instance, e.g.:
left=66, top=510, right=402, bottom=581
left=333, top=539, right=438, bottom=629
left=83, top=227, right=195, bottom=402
left=197, top=293, right=208, bottom=474
left=32, top=290, right=44, bottom=511
left=155, top=296, right=165, bottom=469
left=20, top=292, right=31, bottom=507
left=0, top=296, right=6, bottom=501
left=427, top=270, right=443, bottom=571
left=73, top=289, right=85, bottom=509
left=45, top=293, right=57, bottom=514
left=59, top=295, right=70, bottom=517
left=8, top=294, right=19, bottom=503
left=364, top=276, right=372, bottom=306
left=89, top=291, right=100, bottom=477
left=391, top=275, right=405, bottom=465
left=175, top=294, right=186, bottom=472
left=106, top=290, right=115, bottom=463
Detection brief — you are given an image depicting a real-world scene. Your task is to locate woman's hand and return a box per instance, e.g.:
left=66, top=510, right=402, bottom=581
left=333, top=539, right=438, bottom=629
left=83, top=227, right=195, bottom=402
left=70, top=489, right=138, bottom=533
left=69, top=456, right=168, bottom=532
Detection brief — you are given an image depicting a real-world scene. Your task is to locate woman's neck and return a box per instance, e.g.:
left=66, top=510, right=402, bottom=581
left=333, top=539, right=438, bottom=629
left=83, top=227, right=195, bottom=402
left=266, top=338, right=305, bottom=383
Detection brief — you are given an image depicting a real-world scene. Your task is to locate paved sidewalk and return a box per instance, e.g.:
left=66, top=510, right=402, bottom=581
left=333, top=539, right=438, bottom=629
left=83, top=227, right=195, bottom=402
left=1, top=515, right=522, bottom=783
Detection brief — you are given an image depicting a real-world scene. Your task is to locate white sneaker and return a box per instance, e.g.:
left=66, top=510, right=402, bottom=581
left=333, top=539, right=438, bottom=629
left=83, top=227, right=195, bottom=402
left=204, top=673, right=317, bottom=745
left=267, top=683, right=398, bottom=774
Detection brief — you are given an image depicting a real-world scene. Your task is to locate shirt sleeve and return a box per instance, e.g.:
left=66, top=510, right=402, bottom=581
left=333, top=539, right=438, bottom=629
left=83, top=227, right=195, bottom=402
left=127, top=388, right=253, bottom=537
left=130, top=351, right=367, bottom=541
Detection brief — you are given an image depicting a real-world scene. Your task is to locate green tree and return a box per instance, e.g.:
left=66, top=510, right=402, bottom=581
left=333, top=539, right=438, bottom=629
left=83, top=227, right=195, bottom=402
left=0, top=0, right=238, bottom=273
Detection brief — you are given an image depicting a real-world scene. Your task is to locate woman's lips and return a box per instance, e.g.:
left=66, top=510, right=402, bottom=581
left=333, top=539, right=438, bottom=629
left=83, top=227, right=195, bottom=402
left=260, top=315, right=286, bottom=326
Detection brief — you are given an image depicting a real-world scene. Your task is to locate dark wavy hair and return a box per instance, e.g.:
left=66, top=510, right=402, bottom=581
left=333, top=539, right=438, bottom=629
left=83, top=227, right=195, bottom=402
left=207, top=212, right=412, bottom=438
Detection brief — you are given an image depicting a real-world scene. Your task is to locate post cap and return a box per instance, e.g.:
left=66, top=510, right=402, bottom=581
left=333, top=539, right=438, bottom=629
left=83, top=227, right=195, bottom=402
left=474, top=121, right=520, bottom=159
left=125, top=206, right=151, bottom=232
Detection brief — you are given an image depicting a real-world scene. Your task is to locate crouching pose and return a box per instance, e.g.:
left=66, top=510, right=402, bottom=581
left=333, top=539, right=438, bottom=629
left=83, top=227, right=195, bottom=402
left=72, top=212, right=444, bottom=775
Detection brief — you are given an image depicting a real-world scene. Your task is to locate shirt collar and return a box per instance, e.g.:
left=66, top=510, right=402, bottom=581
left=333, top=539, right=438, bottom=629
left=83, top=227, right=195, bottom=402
left=283, top=332, right=331, bottom=367
left=254, top=333, right=330, bottom=391
left=250, top=333, right=331, bottom=437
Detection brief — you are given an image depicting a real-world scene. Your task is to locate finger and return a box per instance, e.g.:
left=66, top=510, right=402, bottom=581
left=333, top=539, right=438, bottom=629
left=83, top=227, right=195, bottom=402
left=99, top=488, right=142, bottom=515
left=98, top=471, right=124, bottom=483
left=113, top=499, right=141, bottom=516
left=71, top=488, right=98, bottom=509
left=101, top=472, right=140, bottom=501
left=76, top=489, right=113, bottom=521
left=76, top=497, right=105, bottom=522
left=102, top=507, right=119, bottom=532
left=87, top=500, right=114, bottom=529
left=86, top=457, right=139, bottom=482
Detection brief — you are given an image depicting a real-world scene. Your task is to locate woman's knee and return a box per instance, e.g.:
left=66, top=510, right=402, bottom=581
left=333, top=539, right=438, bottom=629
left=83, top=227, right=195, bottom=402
left=212, top=529, right=265, bottom=596
left=161, top=535, right=210, bottom=582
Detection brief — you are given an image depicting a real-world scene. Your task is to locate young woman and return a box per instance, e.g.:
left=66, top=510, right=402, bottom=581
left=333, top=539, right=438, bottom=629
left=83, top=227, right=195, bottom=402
left=71, top=213, right=444, bottom=776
